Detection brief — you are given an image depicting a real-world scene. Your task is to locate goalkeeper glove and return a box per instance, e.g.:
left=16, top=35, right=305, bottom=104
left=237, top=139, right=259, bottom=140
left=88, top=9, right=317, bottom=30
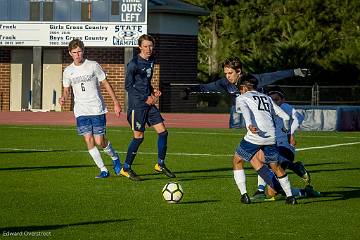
left=294, top=68, right=311, bottom=78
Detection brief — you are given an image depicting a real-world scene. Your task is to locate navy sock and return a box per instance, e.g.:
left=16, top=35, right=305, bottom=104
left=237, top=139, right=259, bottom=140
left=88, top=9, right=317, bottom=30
left=257, top=165, right=282, bottom=192
left=125, top=138, right=144, bottom=169
left=157, top=131, right=168, bottom=166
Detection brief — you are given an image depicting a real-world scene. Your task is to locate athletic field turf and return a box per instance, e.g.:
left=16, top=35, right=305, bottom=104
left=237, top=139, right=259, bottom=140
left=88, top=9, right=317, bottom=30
left=1, top=125, right=359, bottom=239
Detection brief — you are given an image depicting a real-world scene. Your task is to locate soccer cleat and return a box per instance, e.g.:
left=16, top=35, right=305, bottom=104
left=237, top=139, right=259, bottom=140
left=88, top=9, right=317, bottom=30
left=95, top=171, right=110, bottom=179
left=120, top=168, right=141, bottom=181
left=251, top=190, right=266, bottom=200
left=285, top=196, right=298, bottom=205
left=154, top=163, right=176, bottom=178
left=112, top=159, right=122, bottom=175
left=293, top=161, right=311, bottom=185
left=240, top=193, right=251, bottom=204
left=304, top=185, right=321, bottom=197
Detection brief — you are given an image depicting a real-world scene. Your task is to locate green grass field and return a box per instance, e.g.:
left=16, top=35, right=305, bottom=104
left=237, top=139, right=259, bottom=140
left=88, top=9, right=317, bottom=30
left=0, top=125, right=359, bottom=239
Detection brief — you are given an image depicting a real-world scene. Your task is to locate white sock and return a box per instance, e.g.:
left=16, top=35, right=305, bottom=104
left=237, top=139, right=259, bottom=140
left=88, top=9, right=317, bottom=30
left=89, top=147, right=108, bottom=172
left=257, top=175, right=267, bottom=191
left=233, top=169, right=247, bottom=195
left=103, top=142, right=119, bottom=160
left=278, top=174, right=292, bottom=197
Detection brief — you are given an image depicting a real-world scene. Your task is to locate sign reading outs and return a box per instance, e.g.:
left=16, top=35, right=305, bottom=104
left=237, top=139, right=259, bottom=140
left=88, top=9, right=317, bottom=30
left=120, top=0, right=145, bottom=22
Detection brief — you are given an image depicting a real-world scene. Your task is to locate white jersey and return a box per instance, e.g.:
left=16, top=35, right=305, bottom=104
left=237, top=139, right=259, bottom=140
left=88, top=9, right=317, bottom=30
left=275, top=103, right=304, bottom=153
left=63, top=59, right=107, bottom=118
left=235, top=90, right=290, bottom=145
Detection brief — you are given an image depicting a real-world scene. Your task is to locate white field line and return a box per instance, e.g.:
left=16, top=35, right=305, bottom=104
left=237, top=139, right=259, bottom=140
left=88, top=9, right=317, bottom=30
left=1, top=142, right=360, bottom=157
left=2, top=126, right=360, bottom=139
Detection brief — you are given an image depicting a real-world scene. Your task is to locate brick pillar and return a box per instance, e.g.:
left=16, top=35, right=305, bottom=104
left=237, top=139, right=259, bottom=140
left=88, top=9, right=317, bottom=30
left=0, top=49, right=11, bottom=111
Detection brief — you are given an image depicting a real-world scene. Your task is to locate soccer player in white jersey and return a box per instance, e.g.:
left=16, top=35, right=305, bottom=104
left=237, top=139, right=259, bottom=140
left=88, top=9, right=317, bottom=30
left=59, top=39, right=122, bottom=179
left=233, top=74, right=297, bottom=205
left=253, top=86, right=320, bottom=199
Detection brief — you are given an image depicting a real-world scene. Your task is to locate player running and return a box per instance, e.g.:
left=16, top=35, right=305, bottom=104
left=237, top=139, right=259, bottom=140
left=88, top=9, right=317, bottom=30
left=59, top=39, right=122, bottom=179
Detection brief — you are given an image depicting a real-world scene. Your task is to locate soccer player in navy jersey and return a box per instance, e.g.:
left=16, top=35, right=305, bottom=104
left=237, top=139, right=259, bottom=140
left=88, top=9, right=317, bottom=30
left=121, top=34, right=175, bottom=181
left=233, top=74, right=297, bottom=205
left=185, top=57, right=310, bottom=128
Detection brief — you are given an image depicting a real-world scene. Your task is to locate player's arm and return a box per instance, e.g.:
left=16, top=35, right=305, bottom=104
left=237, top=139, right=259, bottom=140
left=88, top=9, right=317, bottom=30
left=289, top=107, right=304, bottom=146
left=125, top=62, right=149, bottom=103
left=235, top=96, right=257, bottom=133
left=254, top=68, right=310, bottom=88
left=101, top=79, right=121, bottom=117
left=272, top=100, right=290, bottom=132
left=59, top=86, right=70, bottom=106
left=187, top=78, right=228, bottom=93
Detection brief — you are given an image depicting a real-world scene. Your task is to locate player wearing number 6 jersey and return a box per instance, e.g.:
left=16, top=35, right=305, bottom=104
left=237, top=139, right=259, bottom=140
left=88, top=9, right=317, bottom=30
left=232, top=74, right=297, bottom=204
left=59, top=38, right=122, bottom=179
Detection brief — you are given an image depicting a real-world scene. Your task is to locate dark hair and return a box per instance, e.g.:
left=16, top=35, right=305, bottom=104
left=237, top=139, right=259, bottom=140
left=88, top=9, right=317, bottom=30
left=138, top=34, right=155, bottom=46
left=68, top=39, right=84, bottom=51
left=239, top=73, right=258, bottom=89
left=222, top=57, right=242, bottom=72
left=267, top=86, right=285, bottom=99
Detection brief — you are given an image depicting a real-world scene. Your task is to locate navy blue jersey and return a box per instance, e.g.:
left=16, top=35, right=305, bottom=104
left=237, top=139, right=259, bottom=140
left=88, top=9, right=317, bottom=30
left=190, top=70, right=295, bottom=106
left=125, top=55, right=155, bottom=110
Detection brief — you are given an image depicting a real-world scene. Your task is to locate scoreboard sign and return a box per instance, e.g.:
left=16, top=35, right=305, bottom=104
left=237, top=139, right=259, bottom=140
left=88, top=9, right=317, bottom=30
left=0, top=0, right=147, bottom=47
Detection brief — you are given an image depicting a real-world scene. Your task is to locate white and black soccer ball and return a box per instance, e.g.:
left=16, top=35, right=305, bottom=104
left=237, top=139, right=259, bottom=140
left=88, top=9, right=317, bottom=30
left=162, top=182, right=183, bottom=203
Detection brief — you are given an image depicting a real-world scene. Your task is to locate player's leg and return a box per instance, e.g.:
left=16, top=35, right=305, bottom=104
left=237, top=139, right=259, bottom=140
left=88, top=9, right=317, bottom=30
left=232, top=153, right=250, bottom=204
left=234, top=139, right=267, bottom=204
left=92, top=114, right=122, bottom=175
left=121, top=109, right=145, bottom=181
left=249, top=151, right=283, bottom=196
left=264, top=145, right=297, bottom=204
left=76, top=115, right=109, bottom=178
left=252, top=150, right=268, bottom=198
left=149, top=106, right=175, bottom=178
left=278, top=146, right=311, bottom=185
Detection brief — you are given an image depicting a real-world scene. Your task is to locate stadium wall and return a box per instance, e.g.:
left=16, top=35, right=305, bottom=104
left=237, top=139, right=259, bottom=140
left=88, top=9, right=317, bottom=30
left=296, top=105, right=360, bottom=131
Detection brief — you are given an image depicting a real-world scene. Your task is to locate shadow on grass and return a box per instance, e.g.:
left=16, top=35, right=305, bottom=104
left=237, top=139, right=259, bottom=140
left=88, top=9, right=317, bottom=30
left=0, top=165, right=94, bottom=171
left=180, top=199, right=220, bottom=204
left=0, top=149, right=68, bottom=154
left=302, top=186, right=360, bottom=204
left=0, top=218, right=133, bottom=232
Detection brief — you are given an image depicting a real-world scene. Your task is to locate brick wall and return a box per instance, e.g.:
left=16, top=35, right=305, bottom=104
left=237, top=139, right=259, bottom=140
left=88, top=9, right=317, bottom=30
left=0, top=49, right=10, bottom=111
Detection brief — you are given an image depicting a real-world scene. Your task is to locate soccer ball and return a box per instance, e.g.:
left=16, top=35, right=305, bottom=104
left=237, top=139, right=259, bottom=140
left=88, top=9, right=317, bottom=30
left=162, top=182, right=183, bottom=203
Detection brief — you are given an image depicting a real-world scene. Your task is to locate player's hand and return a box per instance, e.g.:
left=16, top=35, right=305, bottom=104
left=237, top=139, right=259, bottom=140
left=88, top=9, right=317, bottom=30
left=289, top=134, right=296, bottom=146
left=248, top=124, right=259, bottom=134
left=59, top=96, right=66, bottom=106
left=153, top=89, right=161, bottom=97
left=294, top=68, right=311, bottom=77
left=114, top=101, right=121, bottom=117
left=145, top=95, right=157, bottom=105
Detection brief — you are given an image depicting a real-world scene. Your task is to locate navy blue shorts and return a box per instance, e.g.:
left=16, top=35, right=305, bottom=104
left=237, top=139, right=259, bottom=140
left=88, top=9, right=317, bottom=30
left=76, top=114, right=106, bottom=136
left=235, top=139, right=279, bottom=164
left=127, top=106, right=164, bottom=132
